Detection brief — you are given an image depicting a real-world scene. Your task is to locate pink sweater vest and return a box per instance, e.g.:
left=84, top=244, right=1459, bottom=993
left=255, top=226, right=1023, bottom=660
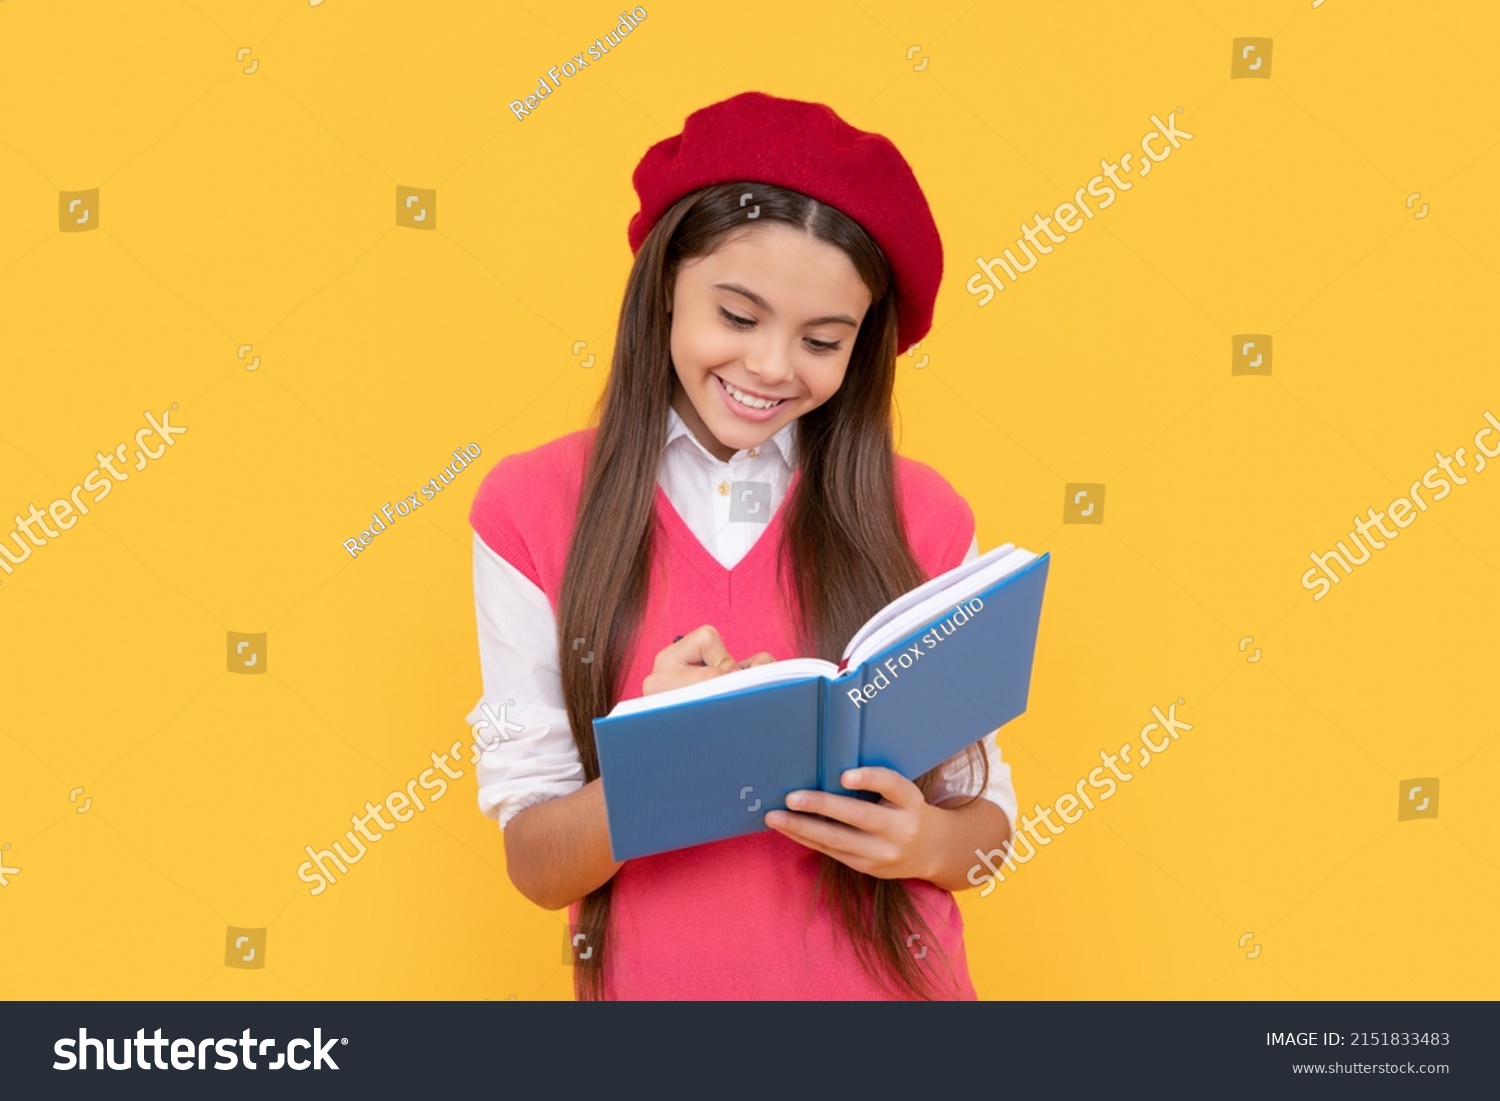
left=470, top=427, right=980, bottom=1000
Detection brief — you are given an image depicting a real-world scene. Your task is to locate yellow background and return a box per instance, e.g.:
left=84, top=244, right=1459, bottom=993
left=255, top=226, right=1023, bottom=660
left=1, top=0, right=1496, bottom=1001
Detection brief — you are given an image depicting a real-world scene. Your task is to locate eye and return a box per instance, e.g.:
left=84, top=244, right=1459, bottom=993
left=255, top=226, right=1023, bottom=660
left=719, top=306, right=841, bottom=353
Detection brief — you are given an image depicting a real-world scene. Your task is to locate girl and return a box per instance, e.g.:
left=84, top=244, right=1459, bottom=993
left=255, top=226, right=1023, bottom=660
left=467, top=91, right=1017, bottom=1000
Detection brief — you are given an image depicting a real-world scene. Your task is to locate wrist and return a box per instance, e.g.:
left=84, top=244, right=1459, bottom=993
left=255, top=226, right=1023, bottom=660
left=917, top=800, right=959, bottom=886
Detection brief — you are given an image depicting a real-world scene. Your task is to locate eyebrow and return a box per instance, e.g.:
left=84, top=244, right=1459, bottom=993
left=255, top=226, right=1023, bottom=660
left=711, top=282, right=860, bottom=328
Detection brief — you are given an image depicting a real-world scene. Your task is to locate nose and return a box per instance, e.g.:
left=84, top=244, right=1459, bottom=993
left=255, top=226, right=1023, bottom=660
left=744, top=338, right=796, bottom=389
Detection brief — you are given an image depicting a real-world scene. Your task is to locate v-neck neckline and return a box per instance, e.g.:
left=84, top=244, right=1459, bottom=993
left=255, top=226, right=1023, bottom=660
left=652, top=469, right=802, bottom=578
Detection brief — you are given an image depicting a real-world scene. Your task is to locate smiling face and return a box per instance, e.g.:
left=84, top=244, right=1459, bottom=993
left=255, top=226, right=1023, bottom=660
left=667, top=221, right=874, bottom=462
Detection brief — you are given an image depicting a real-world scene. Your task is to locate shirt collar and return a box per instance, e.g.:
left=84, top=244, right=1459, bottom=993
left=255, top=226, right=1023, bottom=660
left=664, top=405, right=799, bottom=470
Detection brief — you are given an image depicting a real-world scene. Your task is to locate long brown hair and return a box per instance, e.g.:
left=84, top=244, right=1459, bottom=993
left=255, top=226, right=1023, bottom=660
left=555, top=181, right=987, bottom=999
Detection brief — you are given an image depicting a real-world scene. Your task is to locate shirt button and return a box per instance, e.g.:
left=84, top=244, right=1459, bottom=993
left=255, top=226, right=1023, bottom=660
left=747, top=448, right=760, bottom=458
left=717, top=482, right=729, bottom=495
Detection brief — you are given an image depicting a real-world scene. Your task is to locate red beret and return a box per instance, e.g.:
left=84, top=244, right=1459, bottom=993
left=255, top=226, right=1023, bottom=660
left=627, top=90, right=944, bottom=353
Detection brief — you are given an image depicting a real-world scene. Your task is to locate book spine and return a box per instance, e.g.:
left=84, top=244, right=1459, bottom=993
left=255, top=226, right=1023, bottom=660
left=816, top=671, right=826, bottom=791
left=821, top=668, right=866, bottom=796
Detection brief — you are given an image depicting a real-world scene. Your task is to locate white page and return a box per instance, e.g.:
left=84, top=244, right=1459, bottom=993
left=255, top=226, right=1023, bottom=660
left=845, top=547, right=1037, bottom=668
left=840, top=542, right=1015, bottom=662
left=605, top=656, right=838, bottom=718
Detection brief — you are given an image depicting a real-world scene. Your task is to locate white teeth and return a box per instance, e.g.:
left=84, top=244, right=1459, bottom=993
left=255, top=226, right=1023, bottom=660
left=721, top=377, right=783, bottom=410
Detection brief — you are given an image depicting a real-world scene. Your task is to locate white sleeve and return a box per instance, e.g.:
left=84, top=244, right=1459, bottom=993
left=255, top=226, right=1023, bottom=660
left=924, top=534, right=1019, bottom=829
left=465, top=532, right=585, bottom=830
left=927, top=732, right=1018, bottom=832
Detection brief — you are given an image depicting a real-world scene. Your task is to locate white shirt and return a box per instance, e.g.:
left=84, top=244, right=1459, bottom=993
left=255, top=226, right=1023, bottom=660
left=466, top=408, right=1018, bottom=834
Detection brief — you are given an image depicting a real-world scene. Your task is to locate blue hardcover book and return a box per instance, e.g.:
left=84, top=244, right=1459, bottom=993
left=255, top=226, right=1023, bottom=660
left=594, top=544, right=1051, bottom=861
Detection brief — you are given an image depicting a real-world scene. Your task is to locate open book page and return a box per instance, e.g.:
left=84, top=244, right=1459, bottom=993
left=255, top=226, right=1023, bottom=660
left=843, top=544, right=1038, bottom=668
left=604, top=657, right=839, bottom=718
left=841, top=543, right=1014, bottom=663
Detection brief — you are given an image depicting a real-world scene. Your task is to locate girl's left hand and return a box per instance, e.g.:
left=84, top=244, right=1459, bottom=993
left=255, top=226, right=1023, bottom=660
left=765, top=768, right=942, bottom=881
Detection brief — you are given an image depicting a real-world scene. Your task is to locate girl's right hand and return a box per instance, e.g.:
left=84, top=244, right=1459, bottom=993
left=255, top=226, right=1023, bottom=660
left=641, top=624, right=775, bottom=696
